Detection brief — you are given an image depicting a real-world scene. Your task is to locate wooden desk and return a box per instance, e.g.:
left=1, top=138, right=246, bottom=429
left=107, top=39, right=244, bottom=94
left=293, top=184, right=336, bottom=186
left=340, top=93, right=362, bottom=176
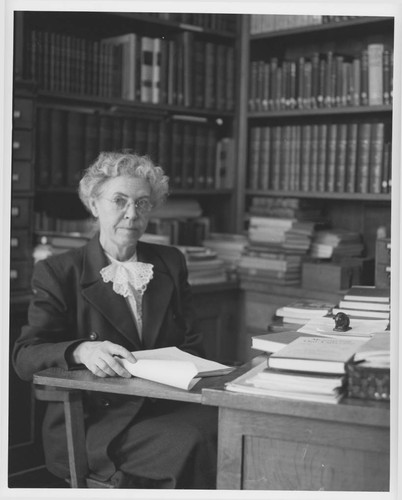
left=202, top=358, right=390, bottom=491
left=32, top=364, right=248, bottom=487
left=34, top=362, right=390, bottom=491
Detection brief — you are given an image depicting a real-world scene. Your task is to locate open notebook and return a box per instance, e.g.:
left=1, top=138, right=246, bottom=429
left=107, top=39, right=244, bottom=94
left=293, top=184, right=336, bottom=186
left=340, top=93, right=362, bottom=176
left=119, top=347, right=234, bottom=390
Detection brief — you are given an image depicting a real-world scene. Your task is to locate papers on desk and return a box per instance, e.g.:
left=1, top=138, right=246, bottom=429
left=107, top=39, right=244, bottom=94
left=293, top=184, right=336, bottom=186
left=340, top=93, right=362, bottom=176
left=119, top=347, right=234, bottom=391
left=297, top=316, right=389, bottom=339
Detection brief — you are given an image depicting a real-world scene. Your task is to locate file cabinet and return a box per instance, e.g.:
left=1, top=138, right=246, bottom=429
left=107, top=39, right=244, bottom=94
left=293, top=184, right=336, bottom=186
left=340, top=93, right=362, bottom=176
left=11, top=88, right=35, bottom=293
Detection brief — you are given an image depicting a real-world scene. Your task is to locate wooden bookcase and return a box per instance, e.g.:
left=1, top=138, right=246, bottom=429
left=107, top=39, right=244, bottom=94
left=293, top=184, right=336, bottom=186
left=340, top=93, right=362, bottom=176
left=9, top=10, right=242, bottom=485
left=233, top=15, right=394, bottom=361
left=235, top=15, right=393, bottom=257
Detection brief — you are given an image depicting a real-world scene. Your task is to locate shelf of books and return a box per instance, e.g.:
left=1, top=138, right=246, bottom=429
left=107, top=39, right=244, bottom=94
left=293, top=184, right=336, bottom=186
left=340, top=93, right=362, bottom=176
left=14, top=10, right=241, bottom=248
left=237, top=13, right=393, bottom=279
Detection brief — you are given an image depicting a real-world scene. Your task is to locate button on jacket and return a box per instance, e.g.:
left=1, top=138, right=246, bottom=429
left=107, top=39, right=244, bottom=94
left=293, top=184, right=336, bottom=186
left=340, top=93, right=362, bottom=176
left=12, top=234, right=205, bottom=482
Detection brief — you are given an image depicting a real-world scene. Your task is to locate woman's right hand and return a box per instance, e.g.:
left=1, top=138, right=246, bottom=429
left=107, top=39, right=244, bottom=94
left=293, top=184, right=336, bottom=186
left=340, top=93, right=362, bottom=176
left=72, top=340, right=137, bottom=378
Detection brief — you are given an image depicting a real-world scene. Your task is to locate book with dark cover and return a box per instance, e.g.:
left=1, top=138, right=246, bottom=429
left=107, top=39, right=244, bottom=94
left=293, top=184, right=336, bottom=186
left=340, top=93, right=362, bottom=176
left=300, top=125, right=311, bottom=192
left=204, top=42, right=216, bottom=109
left=356, top=123, right=371, bottom=193
left=181, top=122, right=196, bottom=189
left=121, top=117, right=135, bottom=150
left=193, top=40, right=205, bottom=108
left=36, top=106, right=51, bottom=186
left=140, top=36, right=154, bottom=103
left=369, top=122, right=385, bottom=194
left=170, top=120, right=183, bottom=189
left=248, top=126, right=261, bottom=190
left=317, top=124, right=328, bottom=192
left=325, top=123, right=337, bottom=192
left=259, top=127, right=271, bottom=190
left=193, top=124, right=208, bottom=189
left=345, top=122, right=358, bottom=193
left=99, top=114, right=113, bottom=151
left=50, top=108, right=67, bottom=186
left=66, top=111, right=85, bottom=187
left=309, top=124, right=319, bottom=191
left=84, top=113, right=100, bottom=168
left=205, top=126, right=217, bottom=189
left=335, top=123, right=347, bottom=192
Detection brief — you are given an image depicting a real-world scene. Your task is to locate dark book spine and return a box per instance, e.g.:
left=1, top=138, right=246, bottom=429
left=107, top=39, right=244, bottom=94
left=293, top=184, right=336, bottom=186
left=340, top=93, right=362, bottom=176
left=84, top=113, right=100, bottom=168
left=50, top=109, right=66, bottom=186
left=300, top=125, right=311, bottom=192
left=335, top=123, right=347, bottom=192
left=356, top=122, right=371, bottom=193
left=259, top=126, right=271, bottom=190
left=99, top=115, right=113, bottom=151
left=345, top=122, right=358, bottom=193
left=66, top=111, right=85, bottom=187
left=309, top=124, right=319, bottom=191
left=35, top=106, right=51, bottom=187
left=325, top=123, right=337, bottom=191
left=369, top=122, right=385, bottom=194
left=248, top=127, right=261, bottom=190
left=317, top=124, right=328, bottom=192
left=194, top=124, right=207, bottom=188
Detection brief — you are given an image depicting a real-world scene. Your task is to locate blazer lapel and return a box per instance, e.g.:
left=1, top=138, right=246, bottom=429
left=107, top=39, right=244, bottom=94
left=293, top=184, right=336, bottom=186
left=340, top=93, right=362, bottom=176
left=137, top=242, right=175, bottom=350
left=80, top=235, right=142, bottom=348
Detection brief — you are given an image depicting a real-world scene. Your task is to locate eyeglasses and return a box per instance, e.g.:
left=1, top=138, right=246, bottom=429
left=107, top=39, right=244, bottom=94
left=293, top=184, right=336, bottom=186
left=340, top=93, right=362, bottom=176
left=105, top=196, right=154, bottom=215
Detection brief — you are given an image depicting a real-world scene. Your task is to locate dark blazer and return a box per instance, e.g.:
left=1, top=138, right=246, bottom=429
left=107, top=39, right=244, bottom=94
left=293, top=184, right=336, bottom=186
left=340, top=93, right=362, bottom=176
left=12, top=235, right=204, bottom=481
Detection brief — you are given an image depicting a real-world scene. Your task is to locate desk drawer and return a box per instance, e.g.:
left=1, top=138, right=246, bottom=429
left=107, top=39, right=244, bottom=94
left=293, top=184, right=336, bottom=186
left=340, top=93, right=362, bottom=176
left=12, top=161, right=33, bottom=191
left=11, top=230, right=31, bottom=260
left=11, top=198, right=31, bottom=227
left=12, top=130, right=33, bottom=160
left=10, top=260, right=32, bottom=291
left=13, top=98, right=34, bottom=128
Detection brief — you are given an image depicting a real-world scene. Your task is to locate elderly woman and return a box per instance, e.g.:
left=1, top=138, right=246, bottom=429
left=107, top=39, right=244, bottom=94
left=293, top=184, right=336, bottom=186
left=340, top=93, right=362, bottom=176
left=12, top=151, right=218, bottom=489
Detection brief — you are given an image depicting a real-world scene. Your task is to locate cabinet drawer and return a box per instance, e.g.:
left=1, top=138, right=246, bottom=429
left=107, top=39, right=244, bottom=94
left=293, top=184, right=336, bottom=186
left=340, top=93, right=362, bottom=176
left=12, top=130, right=33, bottom=160
left=10, top=260, right=32, bottom=291
left=376, top=238, right=391, bottom=265
left=11, top=198, right=31, bottom=227
left=12, top=161, right=33, bottom=191
left=13, top=98, right=34, bottom=128
left=11, top=230, right=32, bottom=260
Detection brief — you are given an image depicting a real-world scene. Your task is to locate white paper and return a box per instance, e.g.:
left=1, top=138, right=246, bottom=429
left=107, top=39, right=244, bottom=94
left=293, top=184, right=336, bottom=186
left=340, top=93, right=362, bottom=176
left=120, top=358, right=199, bottom=390
left=297, top=317, right=389, bottom=338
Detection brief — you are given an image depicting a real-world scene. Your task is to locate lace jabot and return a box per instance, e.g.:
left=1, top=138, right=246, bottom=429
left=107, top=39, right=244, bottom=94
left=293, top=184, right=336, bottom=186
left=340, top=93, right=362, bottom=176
left=100, top=258, right=154, bottom=298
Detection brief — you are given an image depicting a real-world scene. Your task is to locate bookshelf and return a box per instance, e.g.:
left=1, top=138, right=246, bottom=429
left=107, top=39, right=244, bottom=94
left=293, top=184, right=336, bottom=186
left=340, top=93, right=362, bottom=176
left=236, top=14, right=393, bottom=258
left=234, top=14, right=394, bottom=362
left=13, top=11, right=241, bottom=255
left=9, top=10, right=242, bottom=484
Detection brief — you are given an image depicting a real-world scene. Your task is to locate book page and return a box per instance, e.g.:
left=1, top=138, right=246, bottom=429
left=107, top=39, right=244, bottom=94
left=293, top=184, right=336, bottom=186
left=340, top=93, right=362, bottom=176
left=128, top=346, right=233, bottom=376
left=120, top=358, right=200, bottom=390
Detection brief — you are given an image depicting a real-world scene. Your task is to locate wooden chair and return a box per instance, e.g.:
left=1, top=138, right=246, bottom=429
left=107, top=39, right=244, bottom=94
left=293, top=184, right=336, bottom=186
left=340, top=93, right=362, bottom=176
left=34, top=385, right=115, bottom=488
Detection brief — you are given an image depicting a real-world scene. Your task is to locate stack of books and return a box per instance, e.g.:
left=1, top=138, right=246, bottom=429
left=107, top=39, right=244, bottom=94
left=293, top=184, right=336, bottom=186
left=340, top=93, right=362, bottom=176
left=202, top=233, right=248, bottom=272
left=332, top=285, right=390, bottom=321
left=33, top=231, right=91, bottom=262
left=310, top=229, right=364, bottom=259
left=239, top=214, right=320, bottom=286
left=227, top=335, right=368, bottom=404
left=275, top=299, right=335, bottom=325
left=177, top=246, right=227, bottom=285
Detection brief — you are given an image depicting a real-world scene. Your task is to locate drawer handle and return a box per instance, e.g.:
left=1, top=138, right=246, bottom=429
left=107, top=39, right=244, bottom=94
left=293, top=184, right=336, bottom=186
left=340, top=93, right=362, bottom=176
left=13, top=110, right=22, bottom=119
left=13, top=141, right=21, bottom=150
left=10, top=269, right=18, bottom=280
left=11, top=238, right=19, bottom=247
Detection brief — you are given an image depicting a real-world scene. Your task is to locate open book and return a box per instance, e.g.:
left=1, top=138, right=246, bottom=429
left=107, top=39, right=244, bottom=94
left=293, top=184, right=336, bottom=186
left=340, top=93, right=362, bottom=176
left=119, top=347, right=234, bottom=390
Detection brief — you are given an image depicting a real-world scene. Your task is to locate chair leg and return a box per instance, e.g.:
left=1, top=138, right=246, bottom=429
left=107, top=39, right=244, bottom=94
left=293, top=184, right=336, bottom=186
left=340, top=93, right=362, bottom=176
left=63, top=391, right=89, bottom=488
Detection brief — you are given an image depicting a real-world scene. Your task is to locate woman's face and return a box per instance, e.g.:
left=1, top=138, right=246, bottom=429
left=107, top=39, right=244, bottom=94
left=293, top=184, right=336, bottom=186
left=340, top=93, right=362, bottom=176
left=89, top=175, right=153, bottom=260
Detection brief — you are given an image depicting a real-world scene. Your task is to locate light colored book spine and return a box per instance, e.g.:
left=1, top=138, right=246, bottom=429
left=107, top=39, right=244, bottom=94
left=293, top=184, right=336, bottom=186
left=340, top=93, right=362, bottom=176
left=368, top=43, right=384, bottom=105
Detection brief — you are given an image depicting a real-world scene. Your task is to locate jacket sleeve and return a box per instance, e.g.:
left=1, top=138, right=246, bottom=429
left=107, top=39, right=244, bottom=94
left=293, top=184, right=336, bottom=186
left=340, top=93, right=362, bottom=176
left=12, top=258, right=84, bottom=381
left=166, top=248, right=206, bottom=358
